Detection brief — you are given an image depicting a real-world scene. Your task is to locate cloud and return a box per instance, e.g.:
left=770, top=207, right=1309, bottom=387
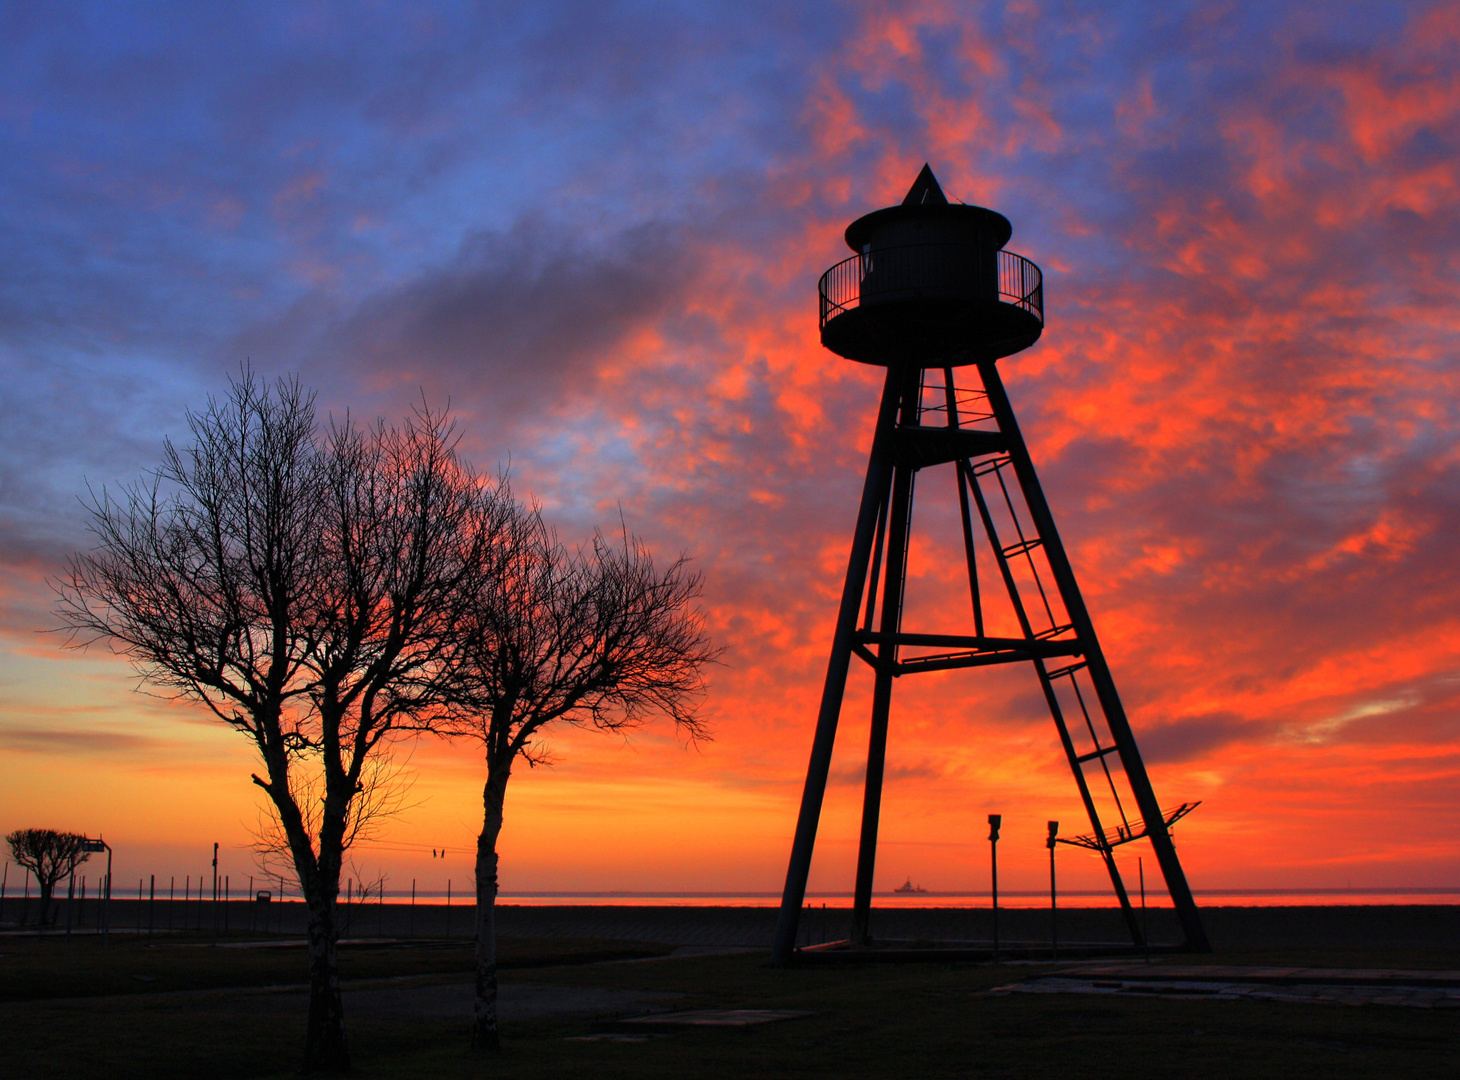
left=1139, top=712, right=1261, bottom=764
left=0, top=725, right=168, bottom=756
left=829, top=759, right=948, bottom=787
left=334, top=218, right=697, bottom=412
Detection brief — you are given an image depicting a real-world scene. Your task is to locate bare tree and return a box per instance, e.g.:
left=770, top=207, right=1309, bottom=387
left=449, top=506, right=716, bottom=1050
left=5, top=829, right=90, bottom=926
left=55, top=373, right=515, bottom=1073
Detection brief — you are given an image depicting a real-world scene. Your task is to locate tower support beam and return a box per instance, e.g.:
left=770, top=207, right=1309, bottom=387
left=772, top=368, right=903, bottom=965
left=977, top=361, right=1209, bottom=952
left=850, top=371, right=922, bottom=945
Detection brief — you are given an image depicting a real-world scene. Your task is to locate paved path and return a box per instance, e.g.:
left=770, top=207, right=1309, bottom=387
left=343, top=980, right=682, bottom=1021
left=995, top=963, right=1460, bottom=1008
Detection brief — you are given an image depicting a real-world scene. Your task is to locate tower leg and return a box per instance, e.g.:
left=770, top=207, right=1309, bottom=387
left=772, top=368, right=904, bottom=965
left=965, top=458, right=1145, bottom=946
left=851, top=669, right=894, bottom=946
left=978, top=362, right=1210, bottom=952
left=850, top=430, right=918, bottom=946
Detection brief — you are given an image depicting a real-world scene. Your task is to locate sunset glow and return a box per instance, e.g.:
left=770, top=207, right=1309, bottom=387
left=2, top=2, right=1459, bottom=907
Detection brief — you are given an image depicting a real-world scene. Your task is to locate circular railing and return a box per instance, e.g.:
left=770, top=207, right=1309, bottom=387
left=819, top=245, right=1043, bottom=330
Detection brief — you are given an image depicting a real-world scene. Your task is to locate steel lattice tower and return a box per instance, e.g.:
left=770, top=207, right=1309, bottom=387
left=772, top=166, right=1208, bottom=963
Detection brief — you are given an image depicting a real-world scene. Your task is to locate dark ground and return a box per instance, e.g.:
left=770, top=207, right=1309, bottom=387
left=2, top=904, right=1457, bottom=1079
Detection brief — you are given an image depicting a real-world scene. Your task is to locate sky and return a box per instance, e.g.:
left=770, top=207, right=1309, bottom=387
left=2, top=1, right=1459, bottom=905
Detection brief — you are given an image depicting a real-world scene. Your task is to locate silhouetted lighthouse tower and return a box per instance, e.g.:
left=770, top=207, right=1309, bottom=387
left=773, top=166, right=1208, bottom=962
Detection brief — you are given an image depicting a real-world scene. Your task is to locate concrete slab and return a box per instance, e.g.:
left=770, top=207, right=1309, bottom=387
left=620, top=1008, right=813, bottom=1028
left=992, top=975, right=1460, bottom=1008
left=1075, top=963, right=1460, bottom=987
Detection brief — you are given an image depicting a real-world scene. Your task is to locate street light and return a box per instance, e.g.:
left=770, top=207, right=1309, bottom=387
left=80, top=837, right=110, bottom=947
left=987, top=814, right=1001, bottom=959
left=1046, top=821, right=1059, bottom=960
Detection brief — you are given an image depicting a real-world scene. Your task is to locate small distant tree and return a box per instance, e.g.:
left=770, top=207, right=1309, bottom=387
left=5, top=829, right=90, bottom=925
left=448, top=508, right=716, bottom=1051
left=55, top=372, right=515, bottom=1073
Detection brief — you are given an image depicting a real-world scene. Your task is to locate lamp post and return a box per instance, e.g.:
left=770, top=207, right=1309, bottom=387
left=1140, top=856, right=1148, bottom=963
left=80, top=837, right=110, bottom=946
left=1046, top=821, right=1059, bottom=959
left=988, top=814, right=1001, bottom=959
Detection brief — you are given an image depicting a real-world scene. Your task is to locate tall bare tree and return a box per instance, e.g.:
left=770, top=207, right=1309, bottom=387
left=5, top=829, right=90, bottom=926
left=449, top=507, right=716, bottom=1050
left=56, top=373, right=515, bottom=1072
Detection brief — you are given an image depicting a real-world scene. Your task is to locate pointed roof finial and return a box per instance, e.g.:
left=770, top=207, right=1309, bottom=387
left=902, top=163, right=949, bottom=206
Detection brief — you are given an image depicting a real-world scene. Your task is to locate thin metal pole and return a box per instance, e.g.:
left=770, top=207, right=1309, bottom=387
left=103, top=847, right=111, bottom=945
left=989, top=814, right=1001, bottom=959
left=149, top=875, right=155, bottom=939
left=1140, top=857, right=1148, bottom=962
left=1048, top=821, right=1059, bottom=960
left=979, top=360, right=1208, bottom=953
left=446, top=878, right=451, bottom=938
left=411, top=878, right=416, bottom=938
left=774, top=367, right=905, bottom=965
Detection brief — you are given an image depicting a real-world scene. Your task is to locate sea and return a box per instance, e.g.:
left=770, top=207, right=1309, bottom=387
left=384, top=887, right=1460, bottom=908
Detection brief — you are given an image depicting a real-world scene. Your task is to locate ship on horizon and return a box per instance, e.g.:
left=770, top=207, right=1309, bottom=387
left=893, top=876, right=927, bottom=894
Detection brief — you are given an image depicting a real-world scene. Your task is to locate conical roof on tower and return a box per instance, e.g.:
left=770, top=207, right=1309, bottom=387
left=902, top=163, right=949, bottom=206
left=843, top=165, right=1011, bottom=252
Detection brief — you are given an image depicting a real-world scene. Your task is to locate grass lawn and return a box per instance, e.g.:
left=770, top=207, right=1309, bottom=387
left=0, top=931, right=668, bottom=1001
left=2, top=935, right=1456, bottom=1079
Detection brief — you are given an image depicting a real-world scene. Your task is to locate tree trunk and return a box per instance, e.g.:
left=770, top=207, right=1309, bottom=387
left=37, top=879, right=54, bottom=927
left=302, top=890, right=350, bottom=1072
left=471, top=771, right=508, bottom=1050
